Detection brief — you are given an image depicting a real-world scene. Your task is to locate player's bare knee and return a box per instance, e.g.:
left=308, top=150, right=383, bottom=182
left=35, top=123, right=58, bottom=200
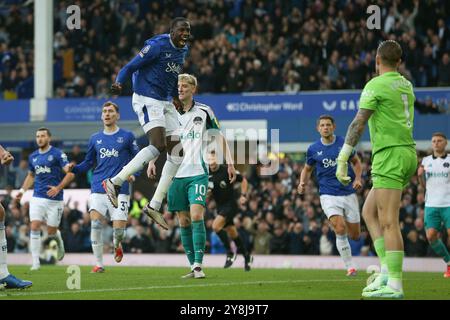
left=30, top=221, right=40, bottom=231
left=177, top=213, right=191, bottom=227
left=426, top=229, right=438, bottom=243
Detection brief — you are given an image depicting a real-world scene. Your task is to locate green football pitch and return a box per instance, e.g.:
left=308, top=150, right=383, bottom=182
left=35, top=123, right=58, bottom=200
left=1, top=266, right=449, bottom=300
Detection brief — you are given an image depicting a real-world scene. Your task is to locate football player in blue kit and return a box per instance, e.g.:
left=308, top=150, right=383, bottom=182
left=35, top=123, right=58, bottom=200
left=61, top=101, right=140, bottom=272
left=16, top=128, right=74, bottom=271
left=0, top=146, right=32, bottom=289
left=298, top=115, right=363, bottom=276
left=103, top=18, right=191, bottom=231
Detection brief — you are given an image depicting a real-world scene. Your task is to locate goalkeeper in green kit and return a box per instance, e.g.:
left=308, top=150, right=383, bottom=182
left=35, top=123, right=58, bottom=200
left=336, top=40, right=417, bottom=299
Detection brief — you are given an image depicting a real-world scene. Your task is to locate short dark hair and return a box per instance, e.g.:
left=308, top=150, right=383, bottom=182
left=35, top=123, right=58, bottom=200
left=317, top=114, right=335, bottom=125
left=377, top=40, right=402, bottom=68
left=37, top=127, right=51, bottom=137
left=170, top=17, right=189, bottom=30
left=432, top=132, right=447, bottom=140
left=103, top=101, right=119, bottom=112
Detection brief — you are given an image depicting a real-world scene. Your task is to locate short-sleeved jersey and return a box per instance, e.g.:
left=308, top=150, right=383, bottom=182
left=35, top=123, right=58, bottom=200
left=72, top=128, right=139, bottom=195
left=175, top=101, right=220, bottom=178
left=306, top=136, right=356, bottom=196
left=359, top=71, right=416, bottom=156
left=421, top=154, right=450, bottom=207
left=116, top=34, right=188, bottom=101
left=28, top=146, right=69, bottom=201
left=208, top=165, right=243, bottom=206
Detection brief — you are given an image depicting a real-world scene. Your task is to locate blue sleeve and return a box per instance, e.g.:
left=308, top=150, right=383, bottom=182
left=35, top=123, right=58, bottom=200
left=28, top=154, right=34, bottom=173
left=58, top=150, right=69, bottom=168
left=306, top=146, right=316, bottom=166
left=72, top=138, right=96, bottom=174
left=116, top=42, right=160, bottom=84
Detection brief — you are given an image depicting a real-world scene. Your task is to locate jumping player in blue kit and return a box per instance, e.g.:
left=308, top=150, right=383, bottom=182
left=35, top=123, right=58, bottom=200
left=61, top=101, right=140, bottom=272
left=16, top=128, right=74, bottom=271
left=103, top=18, right=191, bottom=231
left=298, top=115, right=363, bottom=276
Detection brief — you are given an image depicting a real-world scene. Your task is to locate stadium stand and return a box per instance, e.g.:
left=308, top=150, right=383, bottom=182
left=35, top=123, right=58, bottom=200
left=0, top=0, right=449, bottom=99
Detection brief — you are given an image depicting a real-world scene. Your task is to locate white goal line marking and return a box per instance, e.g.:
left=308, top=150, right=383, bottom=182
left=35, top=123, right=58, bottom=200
left=1, top=278, right=356, bottom=297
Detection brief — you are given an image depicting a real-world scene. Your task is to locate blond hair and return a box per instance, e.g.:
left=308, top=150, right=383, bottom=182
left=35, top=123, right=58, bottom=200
left=178, top=73, right=198, bottom=87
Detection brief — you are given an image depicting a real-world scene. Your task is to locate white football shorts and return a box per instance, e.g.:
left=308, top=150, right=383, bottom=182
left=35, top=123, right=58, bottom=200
left=89, top=193, right=129, bottom=221
left=319, top=193, right=360, bottom=223
left=132, top=93, right=179, bottom=136
left=29, top=197, right=64, bottom=227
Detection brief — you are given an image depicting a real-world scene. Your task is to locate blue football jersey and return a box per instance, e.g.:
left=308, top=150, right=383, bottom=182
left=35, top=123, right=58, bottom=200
left=116, top=34, right=188, bottom=101
left=28, top=146, right=69, bottom=201
left=72, top=128, right=139, bottom=195
left=306, top=136, right=356, bottom=196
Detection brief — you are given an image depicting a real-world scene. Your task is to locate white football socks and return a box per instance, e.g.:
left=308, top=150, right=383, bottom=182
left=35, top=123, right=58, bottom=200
left=336, top=233, right=354, bottom=269
left=91, top=220, right=103, bottom=267
left=111, top=145, right=160, bottom=186
left=30, top=230, right=41, bottom=267
left=0, top=221, right=9, bottom=279
left=149, top=154, right=182, bottom=211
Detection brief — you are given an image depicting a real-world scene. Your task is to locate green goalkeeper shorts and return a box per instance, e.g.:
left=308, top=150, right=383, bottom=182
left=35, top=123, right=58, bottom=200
left=167, top=174, right=208, bottom=212
left=371, top=145, right=417, bottom=190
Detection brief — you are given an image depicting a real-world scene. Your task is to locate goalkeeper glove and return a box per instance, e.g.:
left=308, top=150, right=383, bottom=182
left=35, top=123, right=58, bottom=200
left=336, top=143, right=353, bottom=186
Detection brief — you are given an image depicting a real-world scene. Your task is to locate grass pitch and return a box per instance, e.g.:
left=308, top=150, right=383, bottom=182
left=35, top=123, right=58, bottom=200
left=1, top=265, right=449, bottom=300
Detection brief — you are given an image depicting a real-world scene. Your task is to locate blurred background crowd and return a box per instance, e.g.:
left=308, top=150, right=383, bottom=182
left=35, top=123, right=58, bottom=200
left=0, top=0, right=449, bottom=102
left=0, top=149, right=445, bottom=260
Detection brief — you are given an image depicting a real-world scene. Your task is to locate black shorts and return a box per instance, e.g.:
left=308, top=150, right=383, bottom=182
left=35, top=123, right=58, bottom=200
left=217, top=201, right=238, bottom=227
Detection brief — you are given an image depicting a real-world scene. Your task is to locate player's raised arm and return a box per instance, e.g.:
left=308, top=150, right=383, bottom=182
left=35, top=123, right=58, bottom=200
left=0, top=145, right=14, bottom=166
left=112, top=43, right=161, bottom=95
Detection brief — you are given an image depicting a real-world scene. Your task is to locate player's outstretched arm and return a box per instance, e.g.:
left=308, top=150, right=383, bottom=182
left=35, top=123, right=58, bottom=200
left=47, top=170, right=75, bottom=198
left=350, top=154, right=363, bottom=190
left=337, top=108, right=373, bottom=186
left=298, top=164, right=313, bottom=195
left=17, top=172, right=35, bottom=202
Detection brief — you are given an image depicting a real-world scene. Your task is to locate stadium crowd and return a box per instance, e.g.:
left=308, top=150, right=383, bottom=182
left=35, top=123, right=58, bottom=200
left=0, top=0, right=450, bottom=100
left=0, top=150, right=446, bottom=260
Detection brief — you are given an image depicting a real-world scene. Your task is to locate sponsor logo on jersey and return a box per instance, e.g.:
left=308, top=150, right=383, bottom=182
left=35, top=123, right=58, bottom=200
left=33, top=158, right=37, bottom=162
left=195, top=196, right=203, bottom=201
left=322, top=158, right=337, bottom=168
left=165, top=62, right=182, bottom=74
left=97, top=139, right=102, bottom=145
left=99, top=148, right=119, bottom=158
left=426, top=171, right=449, bottom=178
left=165, top=53, right=172, bottom=58
left=317, top=151, right=323, bottom=156
left=35, top=165, right=51, bottom=174
left=180, top=130, right=201, bottom=140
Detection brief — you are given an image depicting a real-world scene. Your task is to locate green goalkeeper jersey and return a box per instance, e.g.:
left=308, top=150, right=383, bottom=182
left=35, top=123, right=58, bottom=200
left=359, top=71, right=416, bottom=155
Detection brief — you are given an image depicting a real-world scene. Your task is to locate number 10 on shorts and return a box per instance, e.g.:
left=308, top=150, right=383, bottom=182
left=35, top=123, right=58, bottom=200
left=194, top=184, right=206, bottom=196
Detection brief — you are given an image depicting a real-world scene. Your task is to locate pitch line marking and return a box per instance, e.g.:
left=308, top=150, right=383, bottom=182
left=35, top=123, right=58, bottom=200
left=1, top=278, right=356, bottom=297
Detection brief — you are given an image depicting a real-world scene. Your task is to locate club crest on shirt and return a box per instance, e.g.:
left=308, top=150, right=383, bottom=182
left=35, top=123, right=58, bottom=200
left=193, top=116, right=203, bottom=126
left=117, top=137, right=124, bottom=144
left=47, top=155, right=54, bottom=162
left=444, top=162, right=449, bottom=168
left=139, top=45, right=151, bottom=57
